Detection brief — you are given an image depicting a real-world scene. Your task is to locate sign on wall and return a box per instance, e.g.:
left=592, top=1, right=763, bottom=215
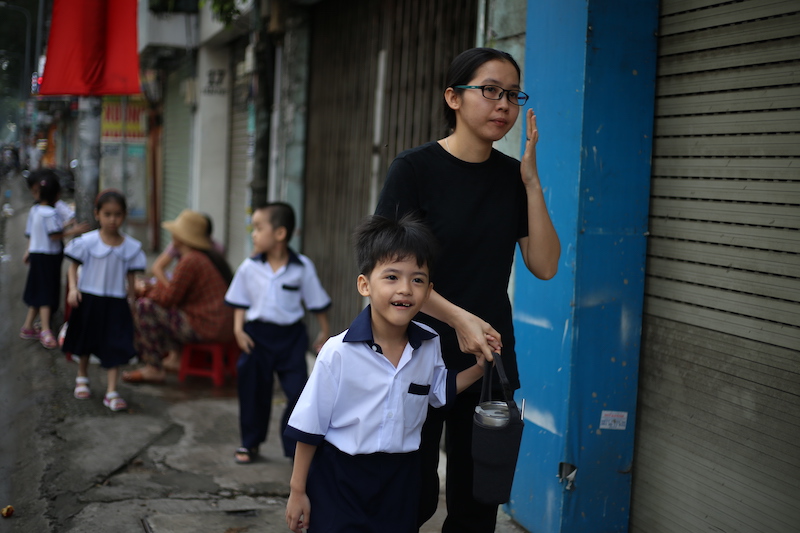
left=100, top=96, right=148, bottom=220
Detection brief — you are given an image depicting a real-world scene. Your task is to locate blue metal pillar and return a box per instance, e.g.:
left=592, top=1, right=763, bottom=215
left=508, top=1, right=659, bottom=531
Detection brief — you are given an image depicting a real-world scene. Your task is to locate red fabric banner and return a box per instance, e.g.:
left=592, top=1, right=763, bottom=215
left=39, top=0, right=140, bottom=96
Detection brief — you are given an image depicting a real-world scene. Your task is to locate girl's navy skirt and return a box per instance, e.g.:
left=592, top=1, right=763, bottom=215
left=62, top=293, right=136, bottom=368
left=23, top=252, right=62, bottom=311
left=306, top=440, right=420, bottom=533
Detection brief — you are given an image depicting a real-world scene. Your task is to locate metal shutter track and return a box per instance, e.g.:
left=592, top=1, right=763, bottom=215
left=631, top=0, right=800, bottom=531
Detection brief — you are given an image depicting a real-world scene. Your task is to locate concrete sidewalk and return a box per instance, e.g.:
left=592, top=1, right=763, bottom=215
left=0, top=171, right=526, bottom=533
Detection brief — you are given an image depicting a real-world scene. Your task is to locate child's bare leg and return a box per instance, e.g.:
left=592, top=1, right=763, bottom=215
left=103, top=367, right=127, bottom=411
left=38, top=305, right=52, bottom=332
left=78, top=355, right=90, bottom=378
left=22, top=307, right=38, bottom=329
left=106, top=367, right=119, bottom=395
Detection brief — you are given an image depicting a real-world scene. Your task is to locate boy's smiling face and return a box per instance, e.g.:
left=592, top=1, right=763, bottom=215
left=358, top=255, right=433, bottom=331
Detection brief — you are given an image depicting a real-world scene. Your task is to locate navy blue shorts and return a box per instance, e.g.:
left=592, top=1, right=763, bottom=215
left=306, top=441, right=420, bottom=533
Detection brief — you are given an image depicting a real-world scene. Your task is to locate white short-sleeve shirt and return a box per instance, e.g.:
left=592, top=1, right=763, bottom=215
left=285, top=305, right=456, bottom=455
left=225, top=249, right=331, bottom=324
left=55, top=199, right=75, bottom=225
left=25, top=205, right=63, bottom=254
left=64, top=230, right=147, bottom=298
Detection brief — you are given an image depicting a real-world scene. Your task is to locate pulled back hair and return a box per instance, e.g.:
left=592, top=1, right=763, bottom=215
left=443, top=47, right=522, bottom=131
left=255, top=202, right=296, bottom=240
left=194, top=212, right=233, bottom=286
left=202, top=247, right=234, bottom=286
left=95, top=188, right=127, bottom=212
left=353, top=214, right=439, bottom=277
left=29, top=169, right=61, bottom=206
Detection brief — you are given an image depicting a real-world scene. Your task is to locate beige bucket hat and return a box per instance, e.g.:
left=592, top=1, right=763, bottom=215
left=162, top=209, right=211, bottom=250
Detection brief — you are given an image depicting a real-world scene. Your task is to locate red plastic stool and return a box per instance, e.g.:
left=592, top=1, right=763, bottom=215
left=178, top=341, right=240, bottom=387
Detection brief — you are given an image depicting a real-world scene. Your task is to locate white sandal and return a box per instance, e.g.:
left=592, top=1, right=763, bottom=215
left=103, top=391, right=128, bottom=412
left=74, top=377, right=91, bottom=399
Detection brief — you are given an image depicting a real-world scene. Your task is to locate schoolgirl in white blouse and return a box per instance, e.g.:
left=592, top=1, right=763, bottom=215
left=20, top=170, right=65, bottom=349
left=62, top=190, right=146, bottom=412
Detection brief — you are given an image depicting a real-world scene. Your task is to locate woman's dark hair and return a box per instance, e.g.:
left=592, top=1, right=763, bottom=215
left=29, top=169, right=61, bottom=206
left=201, top=248, right=234, bottom=286
left=353, top=214, right=439, bottom=277
left=202, top=214, right=214, bottom=237
left=443, top=47, right=522, bottom=131
left=95, top=189, right=127, bottom=213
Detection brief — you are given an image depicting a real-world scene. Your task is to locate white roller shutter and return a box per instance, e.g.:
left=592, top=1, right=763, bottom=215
left=631, top=1, right=800, bottom=532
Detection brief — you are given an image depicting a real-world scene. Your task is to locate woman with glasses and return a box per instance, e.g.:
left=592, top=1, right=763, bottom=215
left=375, top=47, right=560, bottom=533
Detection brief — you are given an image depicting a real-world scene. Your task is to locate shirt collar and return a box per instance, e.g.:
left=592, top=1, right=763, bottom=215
left=252, top=247, right=303, bottom=265
left=343, top=305, right=437, bottom=350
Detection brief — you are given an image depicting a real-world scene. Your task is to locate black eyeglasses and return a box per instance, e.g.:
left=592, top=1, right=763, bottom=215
left=453, top=85, right=529, bottom=106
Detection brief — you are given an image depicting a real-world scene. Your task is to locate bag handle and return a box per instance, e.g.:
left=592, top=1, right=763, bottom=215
left=479, top=353, right=515, bottom=406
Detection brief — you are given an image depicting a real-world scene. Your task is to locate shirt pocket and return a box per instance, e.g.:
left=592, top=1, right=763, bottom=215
left=278, top=284, right=302, bottom=312
left=403, top=382, right=431, bottom=428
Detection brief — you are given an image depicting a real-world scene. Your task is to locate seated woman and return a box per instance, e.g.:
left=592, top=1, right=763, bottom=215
left=123, top=209, right=234, bottom=383
left=148, top=212, right=224, bottom=371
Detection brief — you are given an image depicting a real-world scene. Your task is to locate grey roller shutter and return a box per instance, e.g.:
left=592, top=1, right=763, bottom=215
left=161, top=63, right=193, bottom=249
left=227, top=47, right=251, bottom=266
left=631, top=1, right=800, bottom=532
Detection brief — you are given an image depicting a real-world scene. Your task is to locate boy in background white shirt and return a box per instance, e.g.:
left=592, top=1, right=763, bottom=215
left=225, top=202, right=331, bottom=465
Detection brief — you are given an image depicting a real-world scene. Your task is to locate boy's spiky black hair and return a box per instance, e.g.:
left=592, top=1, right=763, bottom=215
left=353, top=214, right=439, bottom=277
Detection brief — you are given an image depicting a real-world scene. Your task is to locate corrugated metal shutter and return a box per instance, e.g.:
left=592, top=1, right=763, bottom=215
left=227, top=39, right=252, bottom=266
left=161, top=63, right=193, bottom=248
left=304, top=0, right=478, bottom=333
left=631, top=1, right=800, bottom=532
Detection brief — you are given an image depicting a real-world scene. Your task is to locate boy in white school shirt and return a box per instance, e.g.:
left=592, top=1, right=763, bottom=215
left=284, top=214, right=489, bottom=533
left=225, top=202, right=331, bottom=465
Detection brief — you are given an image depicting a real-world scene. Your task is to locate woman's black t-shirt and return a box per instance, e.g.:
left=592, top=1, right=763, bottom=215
left=375, top=141, right=528, bottom=391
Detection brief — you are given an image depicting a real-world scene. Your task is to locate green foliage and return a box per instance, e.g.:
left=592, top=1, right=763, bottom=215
left=148, top=0, right=241, bottom=27
left=200, top=0, right=241, bottom=26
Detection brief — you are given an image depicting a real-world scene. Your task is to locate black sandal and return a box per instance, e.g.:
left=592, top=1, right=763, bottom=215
left=234, top=447, right=259, bottom=464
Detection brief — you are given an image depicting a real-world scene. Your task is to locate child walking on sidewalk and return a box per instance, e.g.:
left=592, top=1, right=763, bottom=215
left=284, top=215, right=488, bottom=533
left=61, top=190, right=146, bottom=411
left=20, top=170, right=64, bottom=349
left=225, top=202, right=331, bottom=465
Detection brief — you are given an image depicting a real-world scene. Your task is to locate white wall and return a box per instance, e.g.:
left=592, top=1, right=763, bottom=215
left=192, top=45, right=231, bottom=244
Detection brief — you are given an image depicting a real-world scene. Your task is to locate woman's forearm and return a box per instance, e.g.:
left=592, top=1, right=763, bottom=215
left=520, top=183, right=560, bottom=280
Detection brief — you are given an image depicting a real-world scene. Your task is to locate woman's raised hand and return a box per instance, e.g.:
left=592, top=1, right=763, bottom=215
left=521, top=108, right=541, bottom=188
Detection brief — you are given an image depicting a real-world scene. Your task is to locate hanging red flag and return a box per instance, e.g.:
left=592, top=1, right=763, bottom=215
left=39, top=0, right=140, bottom=96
